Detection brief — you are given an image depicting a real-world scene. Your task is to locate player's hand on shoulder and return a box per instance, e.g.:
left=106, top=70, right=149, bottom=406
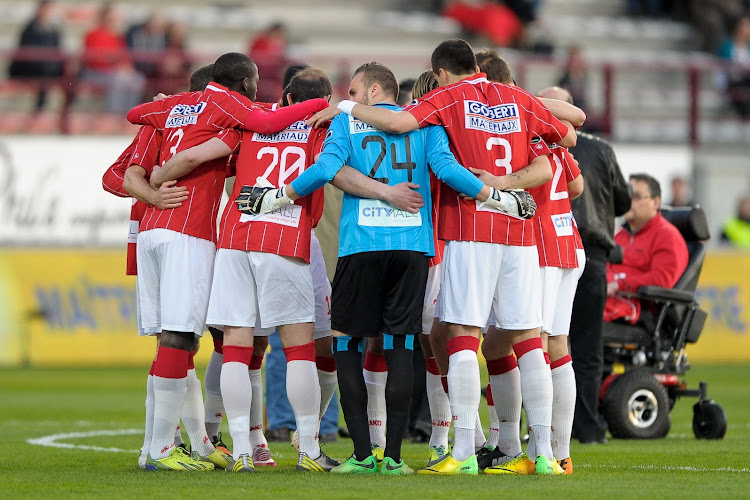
left=152, top=180, right=188, bottom=210
left=306, top=106, right=341, bottom=128
left=386, top=182, right=423, bottom=214
left=152, top=93, right=170, bottom=101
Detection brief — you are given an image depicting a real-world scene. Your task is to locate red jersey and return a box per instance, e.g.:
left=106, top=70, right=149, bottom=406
left=101, top=126, right=160, bottom=275
left=529, top=144, right=583, bottom=269
left=127, top=83, right=329, bottom=242
left=217, top=118, right=328, bottom=263
left=406, top=74, right=569, bottom=246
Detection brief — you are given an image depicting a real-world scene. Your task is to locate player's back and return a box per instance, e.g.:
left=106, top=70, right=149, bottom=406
left=336, top=103, right=435, bottom=257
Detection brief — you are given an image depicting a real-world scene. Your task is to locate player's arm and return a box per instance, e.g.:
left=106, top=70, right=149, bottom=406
left=126, top=98, right=171, bottom=127
left=150, top=137, right=234, bottom=188
left=568, top=172, right=584, bottom=199
left=240, top=99, right=330, bottom=135
left=539, top=98, right=586, bottom=128
left=330, top=167, right=424, bottom=214
left=123, top=164, right=188, bottom=209
left=469, top=154, right=553, bottom=190
left=309, top=101, right=420, bottom=134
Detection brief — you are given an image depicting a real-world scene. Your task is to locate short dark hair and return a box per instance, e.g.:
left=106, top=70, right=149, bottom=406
left=630, top=173, right=661, bottom=199
left=189, top=64, right=214, bottom=92
left=283, top=63, right=310, bottom=89
left=353, top=62, right=399, bottom=101
left=397, top=78, right=416, bottom=105
left=212, top=52, right=257, bottom=90
left=431, top=38, right=477, bottom=76
left=475, top=50, right=513, bottom=85
left=289, top=68, right=332, bottom=103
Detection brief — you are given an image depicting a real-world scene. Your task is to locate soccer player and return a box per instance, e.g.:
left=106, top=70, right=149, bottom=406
left=242, top=62, right=536, bottom=475
left=307, top=39, right=584, bottom=475
left=123, top=52, right=328, bottom=472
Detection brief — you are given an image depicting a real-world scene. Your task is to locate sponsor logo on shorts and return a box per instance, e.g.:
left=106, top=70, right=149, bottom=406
left=551, top=212, right=574, bottom=237
left=464, top=101, right=520, bottom=134
left=252, top=120, right=310, bottom=143
left=358, top=199, right=422, bottom=227
left=165, top=102, right=207, bottom=128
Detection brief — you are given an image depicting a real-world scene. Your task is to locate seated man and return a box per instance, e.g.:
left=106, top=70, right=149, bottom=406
left=605, top=173, right=689, bottom=323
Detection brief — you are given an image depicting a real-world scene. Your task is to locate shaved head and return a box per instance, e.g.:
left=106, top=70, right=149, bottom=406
left=538, top=86, right=574, bottom=104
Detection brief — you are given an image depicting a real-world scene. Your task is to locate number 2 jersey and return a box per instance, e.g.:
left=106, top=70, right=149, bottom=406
left=406, top=74, right=570, bottom=246
left=291, top=103, right=484, bottom=258
left=528, top=143, right=584, bottom=269
left=217, top=118, right=328, bottom=263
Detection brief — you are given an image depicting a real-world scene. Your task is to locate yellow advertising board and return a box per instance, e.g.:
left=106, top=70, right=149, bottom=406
left=688, top=251, right=750, bottom=363
left=0, top=248, right=748, bottom=366
left=0, top=249, right=214, bottom=366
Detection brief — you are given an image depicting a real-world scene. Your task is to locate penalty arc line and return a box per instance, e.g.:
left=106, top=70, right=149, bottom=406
left=27, top=429, right=142, bottom=453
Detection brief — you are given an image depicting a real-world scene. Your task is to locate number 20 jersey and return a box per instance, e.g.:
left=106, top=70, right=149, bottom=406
left=216, top=118, right=327, bottom=263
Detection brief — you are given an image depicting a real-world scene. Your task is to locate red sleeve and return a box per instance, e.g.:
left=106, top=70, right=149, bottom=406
left=528, top=136, right=552, bottom=158
left=126, top=96, right=178, bottom=126
left=130, top=126, right=161, bottom=175
left=102, top=136, right=138, bottom=197
left=518, top=91, right=570, bottom=145
left=406, top=91, right=454, bottom=127
left=240, top=98, right=330, bottom=134
left=218, top=128, right=242, bottom=152
left=562, top=148, right=580, bottom=182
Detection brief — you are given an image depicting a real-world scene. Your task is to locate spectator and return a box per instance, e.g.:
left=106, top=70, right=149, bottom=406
left=721, top=195, right=750, bottom=248
left=604, top=174, right=689, bottom=324
left=397, top=78, right=416, bottom=105
left=692, top=0, right=743, bottom=53
left=248, top=22, right=288, bottom=103
left=557, top=46, right=588, bottom=113
left=157, top=21, right=192, bottom=95
left=718, top=16, right=750, bottom=119
left=667, top=175, right=693, bottom=206
left=560, top=115, right=631, bottom=444
left=8, top=0, right=63, bottom=112
left=125, top=11, right=167, bottom=81
left=81, top=3, right=145, bottom=114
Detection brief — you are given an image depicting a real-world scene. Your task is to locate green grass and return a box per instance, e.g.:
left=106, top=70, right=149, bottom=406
left=2, top=364, right=749, bottom=498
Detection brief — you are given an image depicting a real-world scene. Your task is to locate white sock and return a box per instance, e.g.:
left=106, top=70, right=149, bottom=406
left=317, top=368, right=338, bottom=419
left=363, top=367, right=388, bottom=449
left=174, top=425, right=184, bottom=446
left=474, top=410, right=486, bottom=450
left=486, top=385, right=500, bottom=448
left=287, top=360, right=321, bottom=458
left=150, top=376, right=187, bottom=459
left=221, top=361, right=252, bottom=460
left=490, top=368, right=522, bottom=457
left=448, top=350, right=480, bottom=461
left=249, top=367, right=267, bottom=448
left=517, top=348, right=553, bottom=459
left=426, top=371, right=451, bottom=448
left=142, top=374, right=154, bottom=455
left=204, top=350, right=224, bottom=440
left=551, top=360, right=576, bottom=460
left=183, top=368, right=215, bottom=457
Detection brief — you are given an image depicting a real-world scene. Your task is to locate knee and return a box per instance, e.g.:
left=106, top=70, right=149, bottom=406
left=160, top=331, right=196, bottom=351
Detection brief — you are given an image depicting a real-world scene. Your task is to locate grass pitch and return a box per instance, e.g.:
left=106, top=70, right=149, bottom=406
left=2, top=364, right=749, bottom=499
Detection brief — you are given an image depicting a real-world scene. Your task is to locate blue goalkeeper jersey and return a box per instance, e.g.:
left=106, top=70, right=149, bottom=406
left=291, top=103, right=483, bottom=257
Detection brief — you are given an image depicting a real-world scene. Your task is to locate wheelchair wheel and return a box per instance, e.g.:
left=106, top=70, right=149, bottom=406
left=602, top=369, right=671, bottom=439
left=693, top=400, right=727, bottom=440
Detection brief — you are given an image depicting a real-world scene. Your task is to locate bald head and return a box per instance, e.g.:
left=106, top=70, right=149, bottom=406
left=538, top=86, right=574, bottom=104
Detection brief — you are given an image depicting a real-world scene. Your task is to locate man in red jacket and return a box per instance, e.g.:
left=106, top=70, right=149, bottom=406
left=605, top=173, right=689, bottom=323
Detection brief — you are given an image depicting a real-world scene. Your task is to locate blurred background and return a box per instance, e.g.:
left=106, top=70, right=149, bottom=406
left=0, top=0, right=748, bottom=367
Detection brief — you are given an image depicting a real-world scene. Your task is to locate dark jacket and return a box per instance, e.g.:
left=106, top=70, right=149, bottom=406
left=570, top=132, right=631, bottom=255
left=9, top=18, right=62, bottom=78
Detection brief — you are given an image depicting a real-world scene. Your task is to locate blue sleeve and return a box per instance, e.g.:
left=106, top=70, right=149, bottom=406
left=424, top=126, right=483, bottom=197
left=291, top=115, right=352, bottom=197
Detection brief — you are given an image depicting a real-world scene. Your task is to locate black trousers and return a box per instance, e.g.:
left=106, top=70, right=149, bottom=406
left=569, top=251, right=609, bottom=442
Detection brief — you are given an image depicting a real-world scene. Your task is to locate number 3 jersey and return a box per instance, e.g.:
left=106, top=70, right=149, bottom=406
left=216, top=118, right=327, bottom=263
left=527, top=143, right=584, bottom=268
left=290, top=103, right=484, bottom=258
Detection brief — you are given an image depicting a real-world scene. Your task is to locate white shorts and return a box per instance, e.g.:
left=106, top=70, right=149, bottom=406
left=423, top=263, right=441, bottom=334
left=206, top=249, right=315, bottom=332
left=540, top=249, right=586, bottom=337
left=439, top=240, right=542, bottom=330
left=136, top=229, right=216, bottom=337
left=310, top=233, right=333, bottom=340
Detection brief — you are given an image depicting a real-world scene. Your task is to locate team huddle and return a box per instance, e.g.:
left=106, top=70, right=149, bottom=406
left=102, top=38, right=587, bottom=476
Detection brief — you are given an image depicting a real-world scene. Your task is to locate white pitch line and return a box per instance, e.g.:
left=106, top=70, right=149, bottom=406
left=577, top=463, right=750, bottom=473
left=27, top=429, right=142, bottom=453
